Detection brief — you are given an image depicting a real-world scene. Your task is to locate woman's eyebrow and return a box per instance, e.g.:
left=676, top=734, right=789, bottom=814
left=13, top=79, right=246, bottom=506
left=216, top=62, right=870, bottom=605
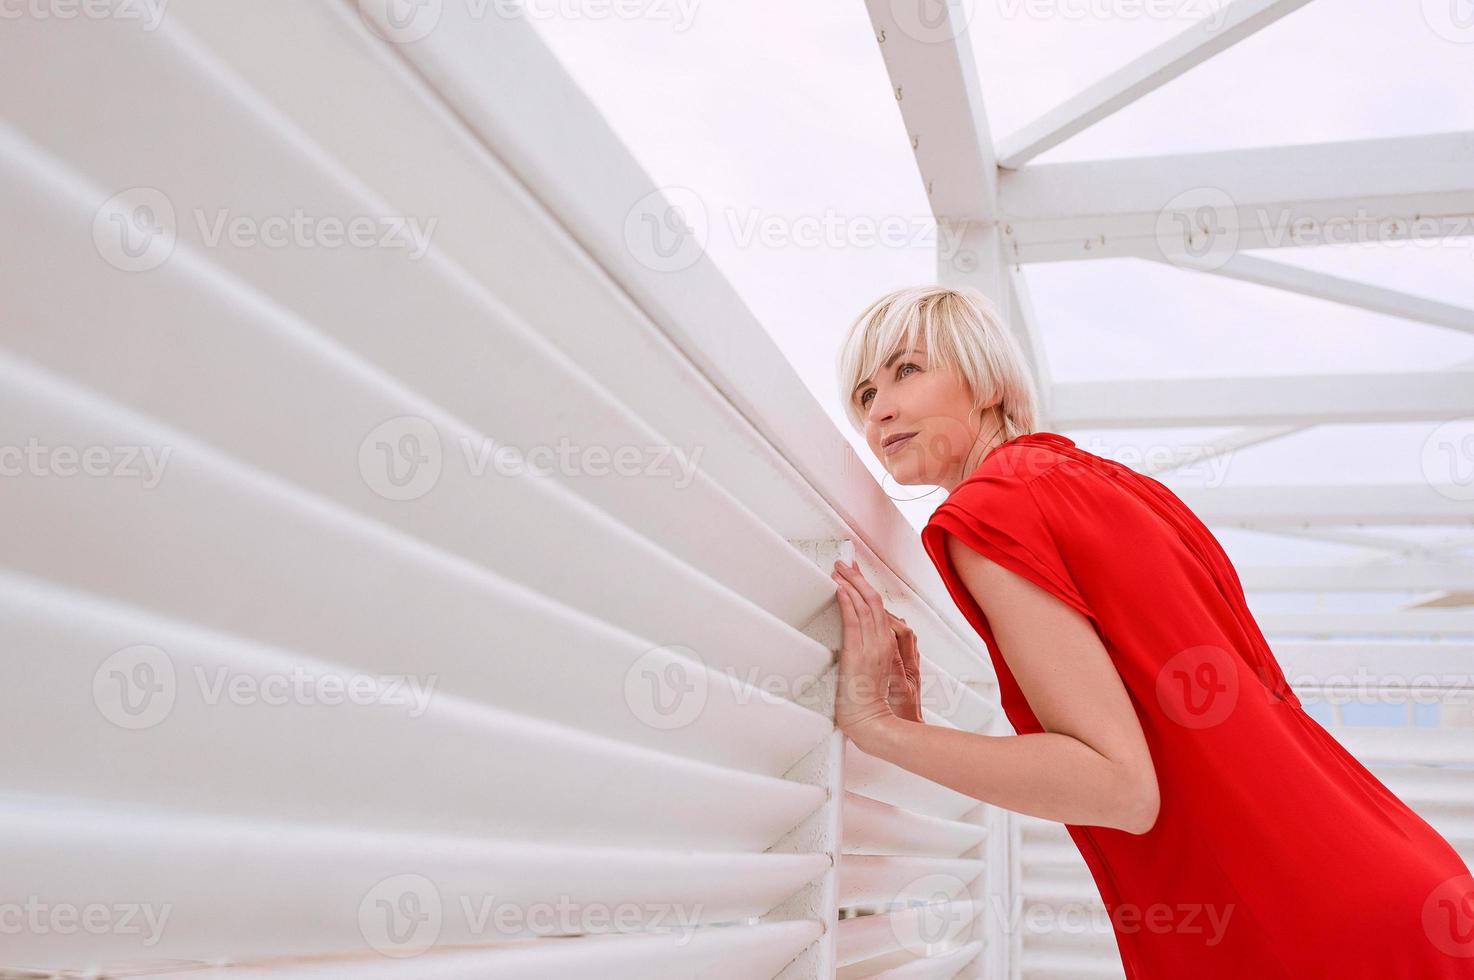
left=852, top=348, right=925, bottom=401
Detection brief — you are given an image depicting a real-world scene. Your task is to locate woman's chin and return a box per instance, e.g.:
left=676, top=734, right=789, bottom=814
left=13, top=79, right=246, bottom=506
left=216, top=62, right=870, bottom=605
left=884, top=461, right=931, bottom=487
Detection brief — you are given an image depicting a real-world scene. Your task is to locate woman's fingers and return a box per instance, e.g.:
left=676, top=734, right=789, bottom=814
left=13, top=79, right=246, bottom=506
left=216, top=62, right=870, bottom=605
left=835, top=560, right=886, bottom=635
left=832, top=563, right=874, bottom=636
left=835, top=580, right=860, bottom=640
left=832, top=574, right=871, bottom=651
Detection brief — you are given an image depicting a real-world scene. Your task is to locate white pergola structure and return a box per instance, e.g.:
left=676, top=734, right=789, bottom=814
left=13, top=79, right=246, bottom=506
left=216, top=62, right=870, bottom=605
left=866, top=0, right=1474, bottom=606
left=863, top=3, right=1474, bottom=973
left=0, top=2, right=1469, bottom=979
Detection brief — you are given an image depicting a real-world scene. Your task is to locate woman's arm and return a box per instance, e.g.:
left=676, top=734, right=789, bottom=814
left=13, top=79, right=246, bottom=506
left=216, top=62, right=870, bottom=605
left=832, top=552, right=1160, bottom=835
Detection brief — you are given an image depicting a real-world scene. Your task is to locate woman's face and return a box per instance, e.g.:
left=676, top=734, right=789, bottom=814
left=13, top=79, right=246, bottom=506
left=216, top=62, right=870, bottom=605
left=853, top=341, right=981, bottom=487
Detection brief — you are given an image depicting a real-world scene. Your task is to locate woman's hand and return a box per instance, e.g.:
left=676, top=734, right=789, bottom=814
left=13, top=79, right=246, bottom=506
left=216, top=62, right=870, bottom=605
left=831, top=559, right=923, bottom=741
left=885, top=610, right=924, bottom=724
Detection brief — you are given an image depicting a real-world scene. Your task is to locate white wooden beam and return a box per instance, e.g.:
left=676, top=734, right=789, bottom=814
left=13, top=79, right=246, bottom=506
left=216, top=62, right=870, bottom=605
left=862, top=0, right=998, bottom=222
left=1257, top=611, right=1474, bottom=637
left=1257, top=527, right=1474, bottom=558
left=997, top=0, right=1315, bottom=168
left=1052, top=369, right=1474, bottom=428
left=1140, top=426, right=1300, bottom=477
left=1178, top=484, right=1474, bottom=527
left=1006, top=263, right=1053, bottom=422
left=1274, top=641, right=1474, bottom=685
left=1239, top=561, right=1474, bottom=592
left=1148, top=252, right=1474, bottom=337
left=999, top=131, right=1474, bottom=263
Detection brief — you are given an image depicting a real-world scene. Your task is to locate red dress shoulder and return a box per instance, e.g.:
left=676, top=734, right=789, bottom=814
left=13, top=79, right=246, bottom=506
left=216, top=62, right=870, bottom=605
left=920, top=432, right=1474, bottom=978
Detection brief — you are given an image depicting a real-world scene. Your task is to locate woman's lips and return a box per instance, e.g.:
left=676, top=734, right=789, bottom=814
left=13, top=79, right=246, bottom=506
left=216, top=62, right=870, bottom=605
left=882, top=432, right=917, bottom=456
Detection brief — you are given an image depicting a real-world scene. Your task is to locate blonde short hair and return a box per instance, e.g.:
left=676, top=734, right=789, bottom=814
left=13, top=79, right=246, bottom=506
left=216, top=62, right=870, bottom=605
left=836, top=284, right=1039, bottom=435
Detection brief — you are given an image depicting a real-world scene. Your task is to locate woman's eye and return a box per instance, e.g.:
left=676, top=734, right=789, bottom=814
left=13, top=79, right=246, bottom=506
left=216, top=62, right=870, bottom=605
left=898, top=363, right=919, bottom=378
left=860, top=390, right=874, bottom=407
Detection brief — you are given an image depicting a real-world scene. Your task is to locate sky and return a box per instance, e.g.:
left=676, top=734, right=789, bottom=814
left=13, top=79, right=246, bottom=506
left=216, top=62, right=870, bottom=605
left=524, top=1, right=1474, bottom=638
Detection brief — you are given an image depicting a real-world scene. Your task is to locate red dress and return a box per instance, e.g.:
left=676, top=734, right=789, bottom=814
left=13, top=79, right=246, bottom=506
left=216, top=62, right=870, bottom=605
left=920, top=431, right=1474, bottom=978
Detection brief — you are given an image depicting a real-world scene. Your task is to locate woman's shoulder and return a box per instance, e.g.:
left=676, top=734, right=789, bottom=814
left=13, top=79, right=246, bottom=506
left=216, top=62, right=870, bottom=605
left=955, top=432, right=1083, bottom=495
left=926, top=433, right=1123, bottom=534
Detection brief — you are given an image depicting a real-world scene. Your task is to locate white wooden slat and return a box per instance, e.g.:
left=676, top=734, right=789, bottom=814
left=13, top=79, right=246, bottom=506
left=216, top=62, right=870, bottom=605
left=0, top=142, right=836, bottom=723
left=1330, top=726, right=1474, bottom=766
left=1258, top=611, right=1474, bottom=637
left=0, top=359, right=835, bottom=787
left=321, top=0, right=995, bottom=666
left=1244, top=564, right=1474, bottom=592
left=0, top=570, right=824, bottom=848
left=839, top=939, right=986, bottom=980
left=289, top=0, right=1004, bottom=692
left=1369, top=765, right=1474, bottom=809
left=842, top=793, right=987, bottom=858
left=917, top=658, right=997, bottom=732
left=0, top=795, right=829, bottom=969
left=837, top=856, right=987, bottom=909
left=150, top=0, right=845, bottom=554
left=835, top=901, right=980, bottom=966
left=126, top=922, right=825, bottom=980
left=1275, top=642, right=1474, bottom=694
left=1021, top=947, right=1125, bottom=980
left=1178, top=484, right=1474, bottom=528
left=0, top=16, right=837, bottom=638
left=845, top=742, right=983, bottom=822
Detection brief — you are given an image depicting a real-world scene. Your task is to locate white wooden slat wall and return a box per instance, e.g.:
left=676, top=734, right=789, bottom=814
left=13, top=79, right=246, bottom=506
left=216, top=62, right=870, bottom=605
left=0, top=3, right=1010, bottom=976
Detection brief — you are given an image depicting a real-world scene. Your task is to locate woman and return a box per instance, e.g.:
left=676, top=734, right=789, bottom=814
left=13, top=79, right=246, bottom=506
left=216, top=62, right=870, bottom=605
left=828, top=284, right=1474, bottom=978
